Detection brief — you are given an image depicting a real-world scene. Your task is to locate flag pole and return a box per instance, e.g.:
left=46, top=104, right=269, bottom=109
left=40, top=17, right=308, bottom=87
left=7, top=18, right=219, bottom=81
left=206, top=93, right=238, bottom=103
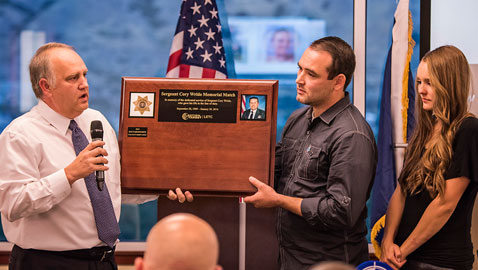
left=239, top=197, right=246, bottom=270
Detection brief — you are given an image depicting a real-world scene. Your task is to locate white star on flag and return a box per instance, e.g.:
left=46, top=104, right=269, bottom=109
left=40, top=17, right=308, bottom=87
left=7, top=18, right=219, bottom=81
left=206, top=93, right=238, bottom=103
left=216, top=23, right=221, bottom=32
left=204, top=0, right=213, bottom=5
left=204, top=28, right=216, bottom=40
left=213, top=42, right=222, bottom=54
left=198, top=15, right=210, bottom=27
left=188, top=25, right=198, bottom=37
left=209, top=8, right=218, bottom=19
left=185, top=47, right=194, bottom=59
left=194, top=37, right=205, bottom=50
left=201, top=50, right=212, bottom=63
left=190, top=2, right=201, bottom=15
left=218, top=57, right=226, bottom=68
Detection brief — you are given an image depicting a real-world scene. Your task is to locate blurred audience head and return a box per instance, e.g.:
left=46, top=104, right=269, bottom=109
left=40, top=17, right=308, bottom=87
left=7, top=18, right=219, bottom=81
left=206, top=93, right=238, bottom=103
left=309, top=261, right=356, bottom=270
left=134, top=213, right=221, bottom=270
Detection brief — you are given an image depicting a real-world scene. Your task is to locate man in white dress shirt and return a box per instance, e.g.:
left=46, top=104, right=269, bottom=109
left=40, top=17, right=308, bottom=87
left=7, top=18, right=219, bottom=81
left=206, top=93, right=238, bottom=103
left=0, top=42, right=192, bottom=270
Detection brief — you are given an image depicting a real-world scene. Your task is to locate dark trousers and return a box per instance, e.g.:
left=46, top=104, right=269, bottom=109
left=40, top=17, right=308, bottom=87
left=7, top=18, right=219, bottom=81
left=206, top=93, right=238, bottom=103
left=9, top=245, right=118, bottom=270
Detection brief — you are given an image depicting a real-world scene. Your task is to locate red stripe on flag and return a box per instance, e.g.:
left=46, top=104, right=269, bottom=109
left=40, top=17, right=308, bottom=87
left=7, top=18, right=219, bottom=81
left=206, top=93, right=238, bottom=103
left=202, top=68, right=216, bottom=78
left=179, top=64, right=190, bottom=78
left=241, top=95, right=246, bottom=115
left=167, top=50, right=182, bottom=73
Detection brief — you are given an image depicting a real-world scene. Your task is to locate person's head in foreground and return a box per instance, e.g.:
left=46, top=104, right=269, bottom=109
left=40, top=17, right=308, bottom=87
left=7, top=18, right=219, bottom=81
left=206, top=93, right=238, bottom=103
left=134, top=213, right=221, bottom=270
left=309, top=261, right=356, bottom=270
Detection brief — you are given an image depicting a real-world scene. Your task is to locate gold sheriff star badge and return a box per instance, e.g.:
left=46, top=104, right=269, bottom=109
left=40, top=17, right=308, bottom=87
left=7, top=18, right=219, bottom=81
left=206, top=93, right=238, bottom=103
left=133, top=96, right=153, bottom=115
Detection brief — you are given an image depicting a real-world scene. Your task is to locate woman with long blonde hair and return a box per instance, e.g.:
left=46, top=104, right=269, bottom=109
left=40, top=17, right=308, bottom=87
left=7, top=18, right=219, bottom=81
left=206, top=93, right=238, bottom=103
left=380, top=45, right=478, bottom=270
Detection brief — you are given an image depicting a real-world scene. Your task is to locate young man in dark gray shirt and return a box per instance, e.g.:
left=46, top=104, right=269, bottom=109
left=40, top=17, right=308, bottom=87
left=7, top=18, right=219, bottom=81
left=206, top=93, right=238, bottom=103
left=245, top=36, right=377, bottom=270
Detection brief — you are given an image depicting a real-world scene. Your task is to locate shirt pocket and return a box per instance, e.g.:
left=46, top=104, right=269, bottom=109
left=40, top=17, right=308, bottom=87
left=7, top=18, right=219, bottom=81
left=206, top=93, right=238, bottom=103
left=297, top=145, right=327, bottom=181
left=278, top=137, right=298, bottom=170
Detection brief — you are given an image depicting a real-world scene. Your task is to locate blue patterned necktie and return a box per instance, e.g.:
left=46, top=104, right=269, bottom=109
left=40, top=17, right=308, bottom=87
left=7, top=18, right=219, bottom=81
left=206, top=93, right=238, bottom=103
left=69, top=120, right=120, bottom=248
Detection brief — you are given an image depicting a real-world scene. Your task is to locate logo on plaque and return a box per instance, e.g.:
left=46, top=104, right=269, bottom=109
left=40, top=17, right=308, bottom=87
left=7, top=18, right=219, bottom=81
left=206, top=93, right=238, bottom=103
left=129, top=92, right=155, bottom=118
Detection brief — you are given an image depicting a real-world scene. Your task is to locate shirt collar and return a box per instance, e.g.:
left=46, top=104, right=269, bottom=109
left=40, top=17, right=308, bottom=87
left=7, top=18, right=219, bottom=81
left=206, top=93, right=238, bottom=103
left=37, top=99, right=83, bottom=136
left=307, top=92, right=352, bottom=125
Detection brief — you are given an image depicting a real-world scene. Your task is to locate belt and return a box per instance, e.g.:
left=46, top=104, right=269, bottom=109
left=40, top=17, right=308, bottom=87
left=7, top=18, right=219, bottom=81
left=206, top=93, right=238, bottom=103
left=14, top=245, right=115, bottom=262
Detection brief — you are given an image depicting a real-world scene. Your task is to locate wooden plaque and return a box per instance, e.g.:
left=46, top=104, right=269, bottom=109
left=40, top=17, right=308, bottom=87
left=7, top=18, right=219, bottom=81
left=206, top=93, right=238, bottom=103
left=119, top=77, right=278, bottom=195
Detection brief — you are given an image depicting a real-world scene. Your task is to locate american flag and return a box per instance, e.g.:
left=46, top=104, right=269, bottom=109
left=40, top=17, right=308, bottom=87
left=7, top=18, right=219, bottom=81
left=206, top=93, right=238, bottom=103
left=241, top=95, right=246, bottom=115
left=166, top=0, right=228, bottom=78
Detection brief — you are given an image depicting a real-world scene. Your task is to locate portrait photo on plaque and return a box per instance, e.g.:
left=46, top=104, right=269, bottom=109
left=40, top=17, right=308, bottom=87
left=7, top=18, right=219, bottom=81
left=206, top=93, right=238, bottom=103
left=240, top=94, right=267, bottom=121
left=129, top=92, right=155, bottom=118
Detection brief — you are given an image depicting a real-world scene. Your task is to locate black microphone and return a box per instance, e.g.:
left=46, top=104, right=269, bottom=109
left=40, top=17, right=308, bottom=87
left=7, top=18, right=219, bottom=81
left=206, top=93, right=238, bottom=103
left=90, top=120, right=105, bottom=191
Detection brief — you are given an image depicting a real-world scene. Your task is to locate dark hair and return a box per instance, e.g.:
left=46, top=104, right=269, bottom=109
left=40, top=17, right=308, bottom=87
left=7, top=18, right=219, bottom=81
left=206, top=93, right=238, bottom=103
left=310, top=36, right=355, bottom=89
left=249, top=96, right=259, bottom=103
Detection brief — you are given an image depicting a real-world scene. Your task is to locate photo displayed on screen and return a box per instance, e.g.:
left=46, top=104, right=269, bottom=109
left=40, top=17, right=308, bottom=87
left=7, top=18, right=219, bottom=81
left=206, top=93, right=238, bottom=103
left=228, top=17, right=326, bottom=74
left=266, top=27, right=295, bottom=63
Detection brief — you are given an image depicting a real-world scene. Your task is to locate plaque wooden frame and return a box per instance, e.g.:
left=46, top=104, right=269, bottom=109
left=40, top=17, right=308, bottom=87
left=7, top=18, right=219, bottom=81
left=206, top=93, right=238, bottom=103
left=119, top=77, right=278, bottom=196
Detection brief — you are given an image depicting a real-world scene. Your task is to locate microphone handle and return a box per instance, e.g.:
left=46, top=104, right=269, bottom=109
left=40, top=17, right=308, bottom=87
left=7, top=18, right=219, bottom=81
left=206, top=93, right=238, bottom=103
left=96, top=171, right=105, bottom=191
left=92, top=138, right=105, bottom=191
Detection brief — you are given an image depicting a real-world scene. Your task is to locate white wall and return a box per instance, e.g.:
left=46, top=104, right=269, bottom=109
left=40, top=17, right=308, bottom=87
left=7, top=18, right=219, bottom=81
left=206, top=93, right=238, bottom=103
left=431, top=0, right=478, bottom=64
